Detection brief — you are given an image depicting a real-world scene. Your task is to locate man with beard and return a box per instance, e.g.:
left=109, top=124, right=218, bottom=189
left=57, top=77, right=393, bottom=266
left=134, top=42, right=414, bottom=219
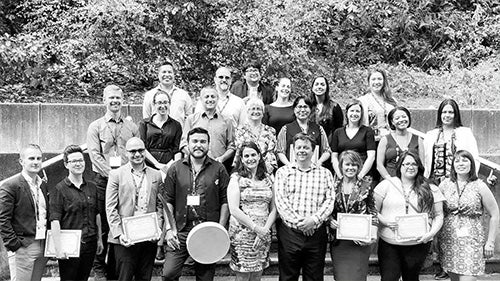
left=274, top=133, right=335, bottom=281
left=105, top=137, right=163, bottom=281
left=162, top=127, right=230, bottom=281
left=0, top=144, right=49, bottom=281
left=230, top=60, right=274, bottom=105
left=195, top=67, right=246, bottom=128
left=142, top=62, right=193, bottom=126
left=182, top=86, right=235, bottom=168
left=87, top=85, right=139, bottom=280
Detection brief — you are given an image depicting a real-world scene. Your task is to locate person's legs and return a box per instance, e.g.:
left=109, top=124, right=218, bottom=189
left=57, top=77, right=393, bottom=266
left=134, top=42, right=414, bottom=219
left=113, top=243, right=138, bottom=281
left=135, top=241, right=157, bottom=281
left=7, top=250, right=17, bottom=281
left=302, top=226, right=327, bottom=281
left=92, top=174, right=110, bottom=280
left=235, top=272, right=250, bottom=281
left=13, top=240, right=47, bottom=281
left=277, top=221, right=303, bottom=281
left=401, top=242, right=431, bottom=281
left=448, top=272, right=477, bottom=281
left=194, top=262, right=216, bottom=281
left=163, top=232, right=190, bottom=281
left=59, top=258, right=81, bottom=281
left=378, top=239, right=403, bottom=281
left=77, top=249, right=98, bottom=281
left=248, top=270, right=263, bottom=281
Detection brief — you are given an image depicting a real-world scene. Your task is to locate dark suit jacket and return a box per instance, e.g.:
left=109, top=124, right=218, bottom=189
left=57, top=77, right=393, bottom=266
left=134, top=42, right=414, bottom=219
left=0, top=174, right=49, bottom=251
left=230, top=80, right=274, bottom=105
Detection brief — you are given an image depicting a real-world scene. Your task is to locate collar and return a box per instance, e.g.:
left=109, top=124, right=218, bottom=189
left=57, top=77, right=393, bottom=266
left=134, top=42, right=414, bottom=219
left=147, top=114, right=172, bottom=125
left=63, top=177, right=87, bottom=190
left=182, top=156, right=213, bottom=168
left=201, top=111, right=219, bottom=119
left=130, top=163, right=147, bottom=173
left=157, top=84, right=179, bottom=95
left=290, top=162, right=317, bottom=173
left=105, top=111, right=123, bottom=123
left=21, top=171, right=42, bottom=187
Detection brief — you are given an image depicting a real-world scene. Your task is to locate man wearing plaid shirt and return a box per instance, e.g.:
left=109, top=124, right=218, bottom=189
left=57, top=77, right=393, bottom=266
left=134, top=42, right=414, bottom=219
left=274, top=133, right=335, bottom=281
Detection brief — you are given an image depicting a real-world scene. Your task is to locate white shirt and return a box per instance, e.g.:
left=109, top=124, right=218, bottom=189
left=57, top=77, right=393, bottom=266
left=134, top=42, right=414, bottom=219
left=22, top=171, right=46, bottom=240
left=195, top=93, right=247, bottom=128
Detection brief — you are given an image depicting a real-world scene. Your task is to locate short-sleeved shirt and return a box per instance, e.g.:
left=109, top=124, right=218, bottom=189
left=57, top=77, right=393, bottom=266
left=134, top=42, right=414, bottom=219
left=138, top=115, right=182, bottom=164
left=195, top=93, right=247, bottom=128
left=330, top=125, right=376, bottom=160
left=374, top=177, right=445, bottom=245
left=49, top=177, right=99, bottom=245
left=262, top=105, right=295, bottom=134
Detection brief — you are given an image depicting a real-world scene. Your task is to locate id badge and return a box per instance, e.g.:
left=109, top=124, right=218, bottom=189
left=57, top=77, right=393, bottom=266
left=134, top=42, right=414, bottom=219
left=109, top=156, right=122, bottom=168
left=456, top=227, right=470, bottom=237
left=187, top=195, right=200, bottom=206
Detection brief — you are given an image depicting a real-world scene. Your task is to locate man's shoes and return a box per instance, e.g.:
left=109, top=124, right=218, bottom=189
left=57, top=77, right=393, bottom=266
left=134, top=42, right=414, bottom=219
left=435, top=270, right=449, bottom=280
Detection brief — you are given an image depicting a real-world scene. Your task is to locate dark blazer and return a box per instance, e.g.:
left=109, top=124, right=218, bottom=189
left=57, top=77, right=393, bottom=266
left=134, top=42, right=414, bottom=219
left=0, top=174, right=49, bottom=251
left=230, top=80, right=274, bottom=105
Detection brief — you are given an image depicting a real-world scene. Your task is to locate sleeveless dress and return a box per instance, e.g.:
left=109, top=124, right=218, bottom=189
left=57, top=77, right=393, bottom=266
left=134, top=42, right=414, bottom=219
left=384, top=133, right=419, bottom=177
left=439, top=179, right=486, bottom=275
left=229, top=175, right=273, bottom=273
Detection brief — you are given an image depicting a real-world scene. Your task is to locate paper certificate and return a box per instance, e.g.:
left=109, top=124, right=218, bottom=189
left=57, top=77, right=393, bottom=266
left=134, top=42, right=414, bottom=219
left=395, top=213, right=429, bottom=242
left=44, top=230, right=82, bottom=258
left=336, top=213, right=372, bottom=242
left=122, top=212, right=161, bottom=244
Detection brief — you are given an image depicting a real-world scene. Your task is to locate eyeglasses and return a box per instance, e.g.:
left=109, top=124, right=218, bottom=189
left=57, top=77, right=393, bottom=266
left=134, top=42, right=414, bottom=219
left=217, top=76, right=231, bottom=80
left=67, top=159, right=85, bottom=164
left=402, top=162, right=418, bottom=168
left=127, top=149, right=145, bottom=154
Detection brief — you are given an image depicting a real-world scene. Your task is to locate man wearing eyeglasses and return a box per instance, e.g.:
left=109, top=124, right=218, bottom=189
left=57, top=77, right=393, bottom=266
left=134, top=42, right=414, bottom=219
left=230, top=60, right=274, bottom=105
left=142, top=62, right=193, bottom=126
left=195, top=67, right=246, bottom=128
left=105, top=137, right=163, bottom=281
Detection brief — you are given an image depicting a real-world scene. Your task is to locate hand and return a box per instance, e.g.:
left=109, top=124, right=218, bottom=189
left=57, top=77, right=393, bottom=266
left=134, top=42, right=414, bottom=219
left=416, top=232, right=434, bottom=244
left=165, top=230, right=180, bottom=250
left=252, top=236, right=264, bottom=249
left=484, top=241, right=495, bottom=259
left=385, top=221, right=398, bottom=231
left=215, top=157, right=224, bottom=163
left=254, top=225, right=270, bottom=238
left=329, top=219, right=339, bottom=229
left=119, top=234, right=133, bottom=247
left=55, top=250, right=68, bottom=260
left=297, top=217, right=316, bottom=233
left=303, top=229, right=315, bottom=236
left=353, top=240, right=371, bottom=246
left=96, top=238, right=104, bottom=255
left=486, top=173, right=497, bottom=186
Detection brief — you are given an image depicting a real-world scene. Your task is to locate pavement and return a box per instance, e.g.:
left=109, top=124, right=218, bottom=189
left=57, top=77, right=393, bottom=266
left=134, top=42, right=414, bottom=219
left=40, top=274, right=500, bottom=280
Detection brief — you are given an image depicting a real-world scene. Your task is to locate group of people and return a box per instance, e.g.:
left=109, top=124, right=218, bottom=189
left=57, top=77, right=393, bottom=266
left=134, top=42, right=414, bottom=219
left=0, top=60, right=498, bottom=281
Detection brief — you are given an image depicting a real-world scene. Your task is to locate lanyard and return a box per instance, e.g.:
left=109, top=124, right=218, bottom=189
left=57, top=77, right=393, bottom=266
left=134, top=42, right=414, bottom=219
left=455, top=181, right=467, bottom=205
left=132, top=170, right=146, bottom=206
left=28, top=180, right=41, bottom=221
left=106, top=120, right=123, bottom=150
left=217, top=95, right=230, bottom=114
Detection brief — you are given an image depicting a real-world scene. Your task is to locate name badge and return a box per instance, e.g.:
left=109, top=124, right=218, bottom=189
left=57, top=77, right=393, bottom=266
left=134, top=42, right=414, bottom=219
left=187, top=195, right=200, bottom=206
left=456, top=227, right=470, bottom=237
left=109, top=156, right=122, bottom=168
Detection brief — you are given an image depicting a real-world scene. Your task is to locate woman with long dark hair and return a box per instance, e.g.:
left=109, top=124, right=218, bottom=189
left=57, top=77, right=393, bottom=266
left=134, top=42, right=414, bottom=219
left=262, top=78, right=295, bottom=134
left=309, top=76, right=343, bottom=137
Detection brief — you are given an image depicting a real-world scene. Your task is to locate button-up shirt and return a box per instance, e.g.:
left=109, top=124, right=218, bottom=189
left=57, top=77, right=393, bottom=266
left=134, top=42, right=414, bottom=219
left=87, top=112, right=139, bottom=178
left=274, top=163, right=335, bottom=229
left=22, top=172, right=46, bottom=240
left=131, top=166, right=149, bottom=215
left=143, top=85, right=193, bottom=126
left=180, top=111, right=235, bottom=159
left=195, top=93, right=247, bottom=128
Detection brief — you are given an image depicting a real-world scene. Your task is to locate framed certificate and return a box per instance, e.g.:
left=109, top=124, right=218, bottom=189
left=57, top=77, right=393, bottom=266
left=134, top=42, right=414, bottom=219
left=395, top=213, right=429, bottom=242
left=336, top=213, right=372, bottom=242
left=122, top=212, right=161, bottom=244
left=44, top=229, right=82, bottom=258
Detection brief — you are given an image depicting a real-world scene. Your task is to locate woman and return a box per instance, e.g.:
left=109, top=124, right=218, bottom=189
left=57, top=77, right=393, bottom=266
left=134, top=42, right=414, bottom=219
left=374, top=151, right=444, bottom=281
left=330, top=101, right=376, bottom=181
left=227, top=141, right=277, bottom=281
left=423, top=99, right=479, bottom=185
left=262, top=78, right=295, bottom=134
left=138, top=89, right=182, bottom=260
left=276, top=96, right=331, bottom=166
left=329, top=150, right=377, bottom=281
left=50, top=145, right=103, bottom=281
left=438, top=150, right=499, bottom=281
left=309, top=76, right=343, bottom=137
left=377, top=106, right=423, bottom=180
left=234, top=98, right=277, bottom=173
left=358, top=69, right=397, bottom=141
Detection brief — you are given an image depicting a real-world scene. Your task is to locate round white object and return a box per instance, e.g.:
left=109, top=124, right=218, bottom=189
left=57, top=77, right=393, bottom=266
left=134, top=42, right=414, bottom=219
left=186, top=222, right=230, bottom=264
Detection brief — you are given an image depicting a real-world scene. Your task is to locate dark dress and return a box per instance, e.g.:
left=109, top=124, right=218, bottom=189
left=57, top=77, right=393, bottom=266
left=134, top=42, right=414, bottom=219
left=313, top=100, right=344, bottom=137
left=138, top=115, right=182, bottom=164
left=383, top=133, right=419, bottom=177
left=262, top=104, right=295, bottom=134
left=330, top=125, right=376, bottom=160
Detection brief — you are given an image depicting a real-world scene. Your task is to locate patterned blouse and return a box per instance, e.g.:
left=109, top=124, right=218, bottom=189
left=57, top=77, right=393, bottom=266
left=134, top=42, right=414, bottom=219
left=234, top=123, right=277, bottom=172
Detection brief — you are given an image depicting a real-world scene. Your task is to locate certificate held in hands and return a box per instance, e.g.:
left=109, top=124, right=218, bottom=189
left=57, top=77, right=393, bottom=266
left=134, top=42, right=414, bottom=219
left=395, top=213, right=429, bottom=242
left=336, top=213, right=372, bottom=242
left=45, top=230, right=82, bottom=258
left=122, top=212, right=161, bottom=244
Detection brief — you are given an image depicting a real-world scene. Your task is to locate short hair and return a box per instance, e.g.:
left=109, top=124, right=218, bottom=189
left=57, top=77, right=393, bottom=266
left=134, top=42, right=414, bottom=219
left=103, top=85, right=122, bottom=99
left=450, top=150, right=478, bottom=182
left=157, top=61, right=174, bottom=72
left=243, top=60, right=261, bottom=72
left=246, top=98, right=265, bottom=111
left=153, top=89, right=170, bottom=104
left=200, top=86, right=218, bottom=97
left=338, top=150, right=363, bottom=176
left=387, top=106, right=412, bottom=130
left=435, top=99, right=463, bottom=128
left=20, top=144, right=42, bottom=159
left=292, top=95, right=314, bottom=109
left=63, top=145, right=83, bottom=163
left=293, top=132, right=316, bottom=148
left=234, top=141, right=267, bottom=180
left=345, top=100, right=364, bottom=126
left=187, top=127, right=210, bottom=143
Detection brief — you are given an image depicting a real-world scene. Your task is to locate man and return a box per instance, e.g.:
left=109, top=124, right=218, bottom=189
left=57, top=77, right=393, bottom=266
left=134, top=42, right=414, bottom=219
left=143, top=62, right=193, bottom=125
left=87, top=84, right=139, bottom=280
left=230, top=60, right=274, bottom=105
left=106, top=137, right=163, bottom=281
left=274, top=133, right=335, bottom=281
left=195, top=67, right=246, bottom=128
left=182, top=86, right=235, bottom=166
left=49, top=144, right=103, bottom=281
left=0, top=144, right=49, bottom=281
left=162, top=127, right=230, bottom=281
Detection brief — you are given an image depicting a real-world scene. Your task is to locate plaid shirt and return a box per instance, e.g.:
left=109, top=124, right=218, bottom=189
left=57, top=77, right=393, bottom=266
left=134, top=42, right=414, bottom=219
left=274, top=163, right=335, bottom=229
